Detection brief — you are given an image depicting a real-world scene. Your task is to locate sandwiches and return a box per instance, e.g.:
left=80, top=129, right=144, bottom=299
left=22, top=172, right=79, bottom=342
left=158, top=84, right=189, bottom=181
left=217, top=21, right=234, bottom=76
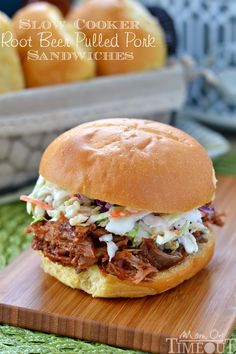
left=21, top=118, right=223, bottom=297
left=0, top=11, right=24, bottom=94
left=67, top=0, right=167, bottom=75
left=12, top=2, right=95, bottom=88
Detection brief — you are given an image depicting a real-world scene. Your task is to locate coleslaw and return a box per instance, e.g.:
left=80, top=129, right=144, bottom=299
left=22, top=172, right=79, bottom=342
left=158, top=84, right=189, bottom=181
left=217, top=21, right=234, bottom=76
left=21, top=176, right=211, bottom=259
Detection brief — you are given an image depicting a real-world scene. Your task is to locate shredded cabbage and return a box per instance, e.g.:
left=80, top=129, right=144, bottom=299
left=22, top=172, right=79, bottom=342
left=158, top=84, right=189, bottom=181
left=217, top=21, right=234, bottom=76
left=88, top=212, right=109, bottom=224
left=165, top=240, right=180, bottom=251
left=179, top=233, right=198, bottom=253
left=99, top=234, right=118, bottom=261
left=156, top=230, right=177, bottom=245
left=24, top=176, right=210, bottom=256
left=31, top=215, right=46, bottom=225
left=178, top=220, right=191, bottom=236
left=128, top=222, right=150, bottom=245
left=105, top=211, right=149, bottom=235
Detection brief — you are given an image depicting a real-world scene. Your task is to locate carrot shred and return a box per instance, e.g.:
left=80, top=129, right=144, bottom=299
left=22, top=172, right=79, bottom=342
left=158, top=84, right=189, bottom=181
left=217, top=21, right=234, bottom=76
left=110, top=209, right=140, bottom=218
left=20, top=195, right=53, bottom=211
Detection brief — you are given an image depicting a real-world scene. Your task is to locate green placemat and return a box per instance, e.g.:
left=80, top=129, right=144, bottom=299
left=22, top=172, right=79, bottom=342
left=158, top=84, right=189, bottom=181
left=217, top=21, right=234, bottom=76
left=0, top=199, right=235, bottom=353
left=0, top=325, right=141, bottom=354
left=213, top=153, right=236, bottom=176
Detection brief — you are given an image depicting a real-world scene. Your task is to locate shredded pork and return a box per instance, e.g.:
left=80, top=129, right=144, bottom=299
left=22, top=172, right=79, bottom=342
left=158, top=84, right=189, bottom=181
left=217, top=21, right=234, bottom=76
left=25, top=209, right=224, bottom=283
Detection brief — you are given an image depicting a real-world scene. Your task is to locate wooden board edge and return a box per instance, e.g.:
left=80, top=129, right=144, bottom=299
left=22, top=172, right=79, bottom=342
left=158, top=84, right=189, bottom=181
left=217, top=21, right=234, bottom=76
left=0, top=302, right=170, bottom=353
left=1, top=301, right=234, bottom=354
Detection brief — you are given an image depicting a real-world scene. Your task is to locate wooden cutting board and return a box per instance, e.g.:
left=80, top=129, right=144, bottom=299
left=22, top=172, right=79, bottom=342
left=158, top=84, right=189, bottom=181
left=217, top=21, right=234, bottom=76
left=0, top=176, right=236, bottom=353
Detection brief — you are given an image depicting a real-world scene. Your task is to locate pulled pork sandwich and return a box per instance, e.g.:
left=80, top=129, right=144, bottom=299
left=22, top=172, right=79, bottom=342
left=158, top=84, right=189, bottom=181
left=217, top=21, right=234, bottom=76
left=21, top=118, right=223, bottom=297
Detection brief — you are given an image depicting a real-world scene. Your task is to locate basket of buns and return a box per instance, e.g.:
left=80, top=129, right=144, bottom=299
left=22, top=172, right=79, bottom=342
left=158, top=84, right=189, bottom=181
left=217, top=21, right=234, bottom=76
left=0, top=0, right=186, bottom=192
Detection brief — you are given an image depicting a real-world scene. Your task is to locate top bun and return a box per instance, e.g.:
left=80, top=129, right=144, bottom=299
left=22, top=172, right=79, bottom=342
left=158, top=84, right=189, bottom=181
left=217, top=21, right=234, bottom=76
left=40, top=118, right=215, bottom=213
left=67, top=0, right=166, bottom=75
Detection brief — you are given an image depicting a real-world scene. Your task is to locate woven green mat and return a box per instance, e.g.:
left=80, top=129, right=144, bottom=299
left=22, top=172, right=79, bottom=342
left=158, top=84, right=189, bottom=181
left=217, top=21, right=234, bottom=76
left=0, top=198, right=235, bottom=353
left=213, top=153, right=236, bottom=176
left=0, top=325, right=142, bottom=354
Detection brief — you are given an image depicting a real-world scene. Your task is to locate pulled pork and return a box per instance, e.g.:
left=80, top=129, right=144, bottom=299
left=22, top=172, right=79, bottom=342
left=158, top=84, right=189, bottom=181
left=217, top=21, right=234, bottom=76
left=202, top=211, right=225, bottom=227
left=25, top=209, right=223, bottom=283
left=140, top=239, right=185, bottom=270
left=103, top=250, right=157, bottom=283
left=25, top=217, right=130, bottom=272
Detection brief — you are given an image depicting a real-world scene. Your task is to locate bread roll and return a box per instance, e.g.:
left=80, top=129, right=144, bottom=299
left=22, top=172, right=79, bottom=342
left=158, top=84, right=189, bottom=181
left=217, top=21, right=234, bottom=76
left=40, top=232, right=215, bottom=297
left=40, top=118, right=215, bottom=214
left=0, top=12, right=24, bottom=94
left=13, top=2, right=95, bottom=87
left=67, top=0, right=167, bottom=75
left=26, top=0, right=71, bottom=16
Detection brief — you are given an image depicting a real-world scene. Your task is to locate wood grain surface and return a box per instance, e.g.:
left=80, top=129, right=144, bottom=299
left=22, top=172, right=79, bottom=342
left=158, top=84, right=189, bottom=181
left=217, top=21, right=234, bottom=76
left=0, top=176, right=235, bottom=353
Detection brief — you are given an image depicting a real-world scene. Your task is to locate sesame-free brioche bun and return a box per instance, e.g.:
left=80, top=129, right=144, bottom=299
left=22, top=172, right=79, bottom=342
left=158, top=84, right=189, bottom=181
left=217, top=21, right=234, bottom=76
left=13, top=2, right=95, bottom=88
left=67, top=0, right=167, bottom=75
left=40, top=118, right=215, bottom=213
left=40, top=232, right=215, bottom=297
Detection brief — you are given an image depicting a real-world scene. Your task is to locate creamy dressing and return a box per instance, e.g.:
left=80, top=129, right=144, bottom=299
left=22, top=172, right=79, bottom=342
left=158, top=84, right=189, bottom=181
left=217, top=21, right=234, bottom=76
left=105, top=211, right=149, bottom=235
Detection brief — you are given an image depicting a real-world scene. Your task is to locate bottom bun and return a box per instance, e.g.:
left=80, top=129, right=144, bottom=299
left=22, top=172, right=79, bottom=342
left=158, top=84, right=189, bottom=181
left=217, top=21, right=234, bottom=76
left=40, top=233, right=215, bottom=298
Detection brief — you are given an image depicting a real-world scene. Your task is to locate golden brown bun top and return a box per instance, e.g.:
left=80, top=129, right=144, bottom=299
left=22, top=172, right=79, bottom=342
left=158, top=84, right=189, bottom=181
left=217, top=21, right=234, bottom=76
left=40, top=118, right=215, bottom=213
left=67, top=0, right=166, bottom=75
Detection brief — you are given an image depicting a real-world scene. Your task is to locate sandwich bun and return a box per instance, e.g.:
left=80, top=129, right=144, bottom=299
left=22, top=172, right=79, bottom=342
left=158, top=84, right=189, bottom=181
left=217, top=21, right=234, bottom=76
left=13, top=2, right=95, bottom=87
left=67, top=0, right=167, bottom=75
left=40, top=232, right=215, bottom=297
left=40, top=118, right=215, bottom=214
left=0, top=12, right=24, bottom=93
